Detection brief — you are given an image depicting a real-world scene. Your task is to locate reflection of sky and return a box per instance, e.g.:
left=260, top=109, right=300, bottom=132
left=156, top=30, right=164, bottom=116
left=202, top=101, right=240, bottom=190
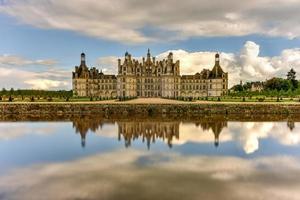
left=0, top=120, right=300, bottom=199
left=0, top=121, right=300, bottom=172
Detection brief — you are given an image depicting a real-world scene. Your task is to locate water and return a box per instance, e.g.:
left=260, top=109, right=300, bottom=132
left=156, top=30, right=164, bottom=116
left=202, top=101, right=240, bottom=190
left=0, top=115, right=300, bottom=200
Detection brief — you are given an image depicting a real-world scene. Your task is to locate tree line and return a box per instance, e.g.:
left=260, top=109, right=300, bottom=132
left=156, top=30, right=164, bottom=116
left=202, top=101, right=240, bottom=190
left=0, top=89, right=73, bottom=99
left=230, top=68, right=300, bottom=97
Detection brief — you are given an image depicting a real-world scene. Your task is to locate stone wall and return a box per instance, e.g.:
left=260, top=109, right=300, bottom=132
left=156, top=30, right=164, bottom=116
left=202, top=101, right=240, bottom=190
left=1, top=103, right=300, bottom=117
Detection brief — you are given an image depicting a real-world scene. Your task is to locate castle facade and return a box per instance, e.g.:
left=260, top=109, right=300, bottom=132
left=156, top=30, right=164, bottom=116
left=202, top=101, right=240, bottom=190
left=72, top=50, right=228, bottom=98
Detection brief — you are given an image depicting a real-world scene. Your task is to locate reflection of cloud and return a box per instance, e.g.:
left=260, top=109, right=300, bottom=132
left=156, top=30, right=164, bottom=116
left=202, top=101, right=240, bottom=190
left=1, top=120, right=299, bottom=155
left=227, top=122, right=300, bottom=154
left=0, top=150, right=300, bottom=200
left=176, top=122, right=231, bottom=144
left=178, top=122, right=300, bottom=154
left=73, top=119, right=300, bottom=153
left=0, top=123, right=65, bottom=140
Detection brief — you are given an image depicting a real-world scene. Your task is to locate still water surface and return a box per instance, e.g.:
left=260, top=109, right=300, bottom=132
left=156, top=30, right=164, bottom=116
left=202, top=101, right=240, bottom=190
left=0, top=116, right=300, bottom=200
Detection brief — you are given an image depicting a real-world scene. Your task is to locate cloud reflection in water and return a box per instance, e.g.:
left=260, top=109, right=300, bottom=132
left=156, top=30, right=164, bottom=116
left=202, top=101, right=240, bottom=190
left=0, top=150, right=300, bottom=200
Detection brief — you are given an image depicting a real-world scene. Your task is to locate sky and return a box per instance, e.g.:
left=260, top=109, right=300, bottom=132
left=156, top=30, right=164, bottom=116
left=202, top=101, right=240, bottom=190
left=0, top=0, right=300, bottom=90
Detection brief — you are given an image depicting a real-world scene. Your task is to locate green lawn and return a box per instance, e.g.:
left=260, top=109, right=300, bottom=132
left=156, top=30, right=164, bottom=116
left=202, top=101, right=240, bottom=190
left=0, top=96, right=299, bottom=103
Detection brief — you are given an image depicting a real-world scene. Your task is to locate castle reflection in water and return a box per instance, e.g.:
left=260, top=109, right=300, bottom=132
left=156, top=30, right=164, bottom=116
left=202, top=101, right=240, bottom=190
left=72, top=117, right=227, bottom=148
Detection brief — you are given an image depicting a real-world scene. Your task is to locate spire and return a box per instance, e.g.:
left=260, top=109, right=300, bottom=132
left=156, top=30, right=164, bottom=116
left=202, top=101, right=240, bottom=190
left=146, top=48, right=151, bottom=64
left=147, top=48, right=151, bottom=58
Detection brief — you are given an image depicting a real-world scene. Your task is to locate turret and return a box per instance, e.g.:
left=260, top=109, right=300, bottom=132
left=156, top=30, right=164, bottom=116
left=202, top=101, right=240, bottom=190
left=168, top=52, right=173, bottom=62
left=215, top=53, right=220, bottom=66
left=125, top=51, right=130, bottom=61
left=118, top=58, right=121, bottom=67
left=81, top=53, right=86, bottom=66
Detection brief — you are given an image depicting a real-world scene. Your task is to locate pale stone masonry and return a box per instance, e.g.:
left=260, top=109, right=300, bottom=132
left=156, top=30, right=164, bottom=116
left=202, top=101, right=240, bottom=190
left=72, top=50, right=228, bottom=98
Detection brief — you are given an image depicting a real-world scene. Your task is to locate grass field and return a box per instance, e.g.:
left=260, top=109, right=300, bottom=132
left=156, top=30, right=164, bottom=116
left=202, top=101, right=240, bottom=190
left=0, top=96, right=299, bottom=104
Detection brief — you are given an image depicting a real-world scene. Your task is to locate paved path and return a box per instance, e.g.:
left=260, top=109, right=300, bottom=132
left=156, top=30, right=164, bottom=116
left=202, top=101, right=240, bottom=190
left=0, top=98, right=299, bottom=104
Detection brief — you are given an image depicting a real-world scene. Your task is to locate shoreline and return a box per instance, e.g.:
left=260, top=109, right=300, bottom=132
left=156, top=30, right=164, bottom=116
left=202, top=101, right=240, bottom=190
left=1, top=100, right=300, bottom=116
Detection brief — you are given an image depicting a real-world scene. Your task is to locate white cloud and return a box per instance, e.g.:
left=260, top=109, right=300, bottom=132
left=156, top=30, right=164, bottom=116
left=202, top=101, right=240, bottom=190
left=1, top=0, right=300, bottom=43
left=0, top=54, right=57, bottom=66
left=95, top=41, right=300, bottom=87
left=1, top=41, right=299, bottom=90
left=24, top=79, right=68, bottom=90
left=0, top=53, right=70, bottom=90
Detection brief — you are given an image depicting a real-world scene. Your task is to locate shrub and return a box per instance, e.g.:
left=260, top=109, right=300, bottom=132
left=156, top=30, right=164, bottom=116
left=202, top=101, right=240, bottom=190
left=242, top=97, right=246, bottom=102
left=30, top=96, right=35, bottom=102
left=8, top=96, right=13, bottom=102
left=148, top=107, right=154, bottom=116
left=217, top=97, right=221, bottom=101
left=258, top=97, right=265, bottom=102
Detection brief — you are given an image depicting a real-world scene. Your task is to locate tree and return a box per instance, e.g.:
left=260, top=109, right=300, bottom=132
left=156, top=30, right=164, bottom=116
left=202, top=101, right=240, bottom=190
left=233, top=85, right=244, bottom=92
left=264, top=78, right=291, bottom=91
left=287, top=68, right=298, bottom=90
left=0, top=88, right=6, bottom=96
left=287, top=68, right=296, bottom=80
left=9, top=88, right=14, bottom=95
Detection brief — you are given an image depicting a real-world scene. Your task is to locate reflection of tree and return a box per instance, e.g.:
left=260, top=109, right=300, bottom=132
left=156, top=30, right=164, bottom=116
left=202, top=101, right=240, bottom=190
left=71, top=117, right=227, bottom=148
left=287, top=121, right=295, bottom=131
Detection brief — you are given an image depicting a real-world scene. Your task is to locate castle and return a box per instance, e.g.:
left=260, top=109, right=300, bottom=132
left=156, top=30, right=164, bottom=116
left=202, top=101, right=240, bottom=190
left=72, top=49, right=228, bottom=98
